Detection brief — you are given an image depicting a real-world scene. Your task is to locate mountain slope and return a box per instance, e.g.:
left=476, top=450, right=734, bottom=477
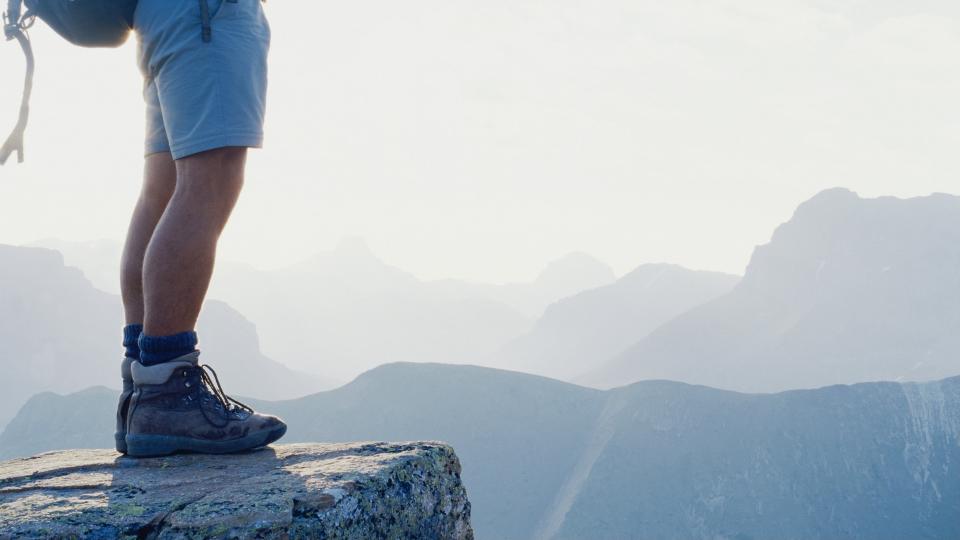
left=273, top=363, right=604, bottom=540
left=0, top=387, right=117, bottom=457
left=4, top=362, right=957, bottom=540
left=583, top=189, right=960, bottom=391
left=557, top=378, right=960, bottom=539
left=494, top=264, right=739, bottom=380
left=28, top=238, right=122, bottom=294
left=0, top=245, right=118, bottom=430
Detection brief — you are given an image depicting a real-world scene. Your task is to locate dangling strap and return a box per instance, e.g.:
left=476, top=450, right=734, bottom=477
left=1, top=8, right=34, bottom=165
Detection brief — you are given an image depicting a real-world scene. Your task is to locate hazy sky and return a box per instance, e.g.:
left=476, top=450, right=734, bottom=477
left=1, top=0, right=958, bottom=282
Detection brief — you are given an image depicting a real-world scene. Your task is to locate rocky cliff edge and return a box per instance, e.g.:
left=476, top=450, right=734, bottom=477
left=0, top=442, right=473, bottom=539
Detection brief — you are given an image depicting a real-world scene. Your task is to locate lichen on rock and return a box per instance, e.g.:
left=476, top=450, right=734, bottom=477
left=0, top=442, right=473, bottom=539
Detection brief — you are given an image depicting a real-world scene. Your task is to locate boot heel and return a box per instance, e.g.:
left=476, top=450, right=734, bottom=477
left=115, top=432, right=127, bottom=454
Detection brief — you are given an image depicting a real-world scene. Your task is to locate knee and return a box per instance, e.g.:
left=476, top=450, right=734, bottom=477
left=141, top=152, right=177, bottom=210
left=175, top=146, right=247, bottom=199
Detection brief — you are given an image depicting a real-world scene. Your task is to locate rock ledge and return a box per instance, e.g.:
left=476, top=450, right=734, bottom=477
left=0, top=441, right=473, bottom=539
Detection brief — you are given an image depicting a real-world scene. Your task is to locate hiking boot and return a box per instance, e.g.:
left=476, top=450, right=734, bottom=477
left=125, top=351, right=287, bottom=457
left=115, top=357, right=137, bottom=454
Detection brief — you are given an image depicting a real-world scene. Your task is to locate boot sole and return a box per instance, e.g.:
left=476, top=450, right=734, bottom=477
left=124, top=425, right=287, bottom=458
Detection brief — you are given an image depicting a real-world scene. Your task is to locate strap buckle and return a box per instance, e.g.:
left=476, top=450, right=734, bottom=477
left=3, top=8, right=34, bottom=41
left=3, top=11, right=17, bottom=41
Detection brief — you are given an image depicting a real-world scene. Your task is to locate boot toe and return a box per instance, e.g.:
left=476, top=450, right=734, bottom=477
left=258, top=414, right=287, bottom=446
left=252, top=412, right=285, bottom=429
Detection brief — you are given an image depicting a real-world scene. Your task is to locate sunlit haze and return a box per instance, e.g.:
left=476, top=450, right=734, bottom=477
left=2, top=0, right=959, bottom=281
left=2, top=3, right=960, bottom=536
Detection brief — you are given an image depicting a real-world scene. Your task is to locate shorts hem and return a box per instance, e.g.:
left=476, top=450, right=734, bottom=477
left=170, top=133, right=264, bottom=160
left=144, top=145, right=172, bottom=157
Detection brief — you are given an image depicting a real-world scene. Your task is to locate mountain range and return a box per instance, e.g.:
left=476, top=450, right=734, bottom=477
left=2, top=362, right=957, bottom=540
left=583, top=189, right=960, bottom=391
left=34, top=237, right=622, bottom=383
left=37, top=190, right=960, bottom=394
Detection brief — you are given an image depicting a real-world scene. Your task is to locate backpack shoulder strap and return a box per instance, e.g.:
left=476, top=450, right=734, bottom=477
left=1, top=4, right=34, bottom=165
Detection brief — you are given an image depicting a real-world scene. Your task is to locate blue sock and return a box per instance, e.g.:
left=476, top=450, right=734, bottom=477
left=138, top=331, right=199, bottom=366
left=123, top=324, right=143, bottom=360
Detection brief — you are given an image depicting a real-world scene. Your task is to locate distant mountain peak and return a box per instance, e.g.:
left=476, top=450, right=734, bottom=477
left=290, top=236, right=390, bottom=272
left=746, top=189, right=960, bottom=287
left=535, top=252, right=615, bottom=288
left=2, top=244, right=65, bottom=268
left=802, top=186, right=859, bottom=205
left=334, top=236, right=375, bottom=257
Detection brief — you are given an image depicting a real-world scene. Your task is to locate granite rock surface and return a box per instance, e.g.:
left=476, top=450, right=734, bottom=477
left=0, top=441, right=473, bottom=539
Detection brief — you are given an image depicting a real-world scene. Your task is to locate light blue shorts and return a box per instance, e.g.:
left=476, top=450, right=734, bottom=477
left=134, top=0, right=270, bottom=159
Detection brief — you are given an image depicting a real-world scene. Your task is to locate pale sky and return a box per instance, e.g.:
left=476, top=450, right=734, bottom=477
left=1, top=0, right=959, bottom=282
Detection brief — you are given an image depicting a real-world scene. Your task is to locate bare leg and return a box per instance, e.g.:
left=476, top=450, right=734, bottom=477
left=142, top=147, right=247, bottom=336
left=121, top=152, right=177, bottom=325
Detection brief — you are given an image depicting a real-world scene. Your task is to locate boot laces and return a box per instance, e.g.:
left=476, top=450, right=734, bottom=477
left=198, top=364, right=253, bottom=423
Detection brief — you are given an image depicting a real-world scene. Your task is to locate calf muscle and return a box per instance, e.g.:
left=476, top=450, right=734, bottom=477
left=121, top=152, right=176, bottom=325
left=141, top=147, right=247, bottom=336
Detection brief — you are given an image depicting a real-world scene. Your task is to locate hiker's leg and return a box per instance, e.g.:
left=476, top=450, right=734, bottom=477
left=141, top=146, right=247, bottom=336
left=115, top=152, right=175, bottom=453
left=120, top=152, right=177, bottom=326
left=124, top=0, right=285, bottom=458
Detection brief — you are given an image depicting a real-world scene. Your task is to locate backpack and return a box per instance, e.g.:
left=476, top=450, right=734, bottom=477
left=1, top=0, right=138, bottom=165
